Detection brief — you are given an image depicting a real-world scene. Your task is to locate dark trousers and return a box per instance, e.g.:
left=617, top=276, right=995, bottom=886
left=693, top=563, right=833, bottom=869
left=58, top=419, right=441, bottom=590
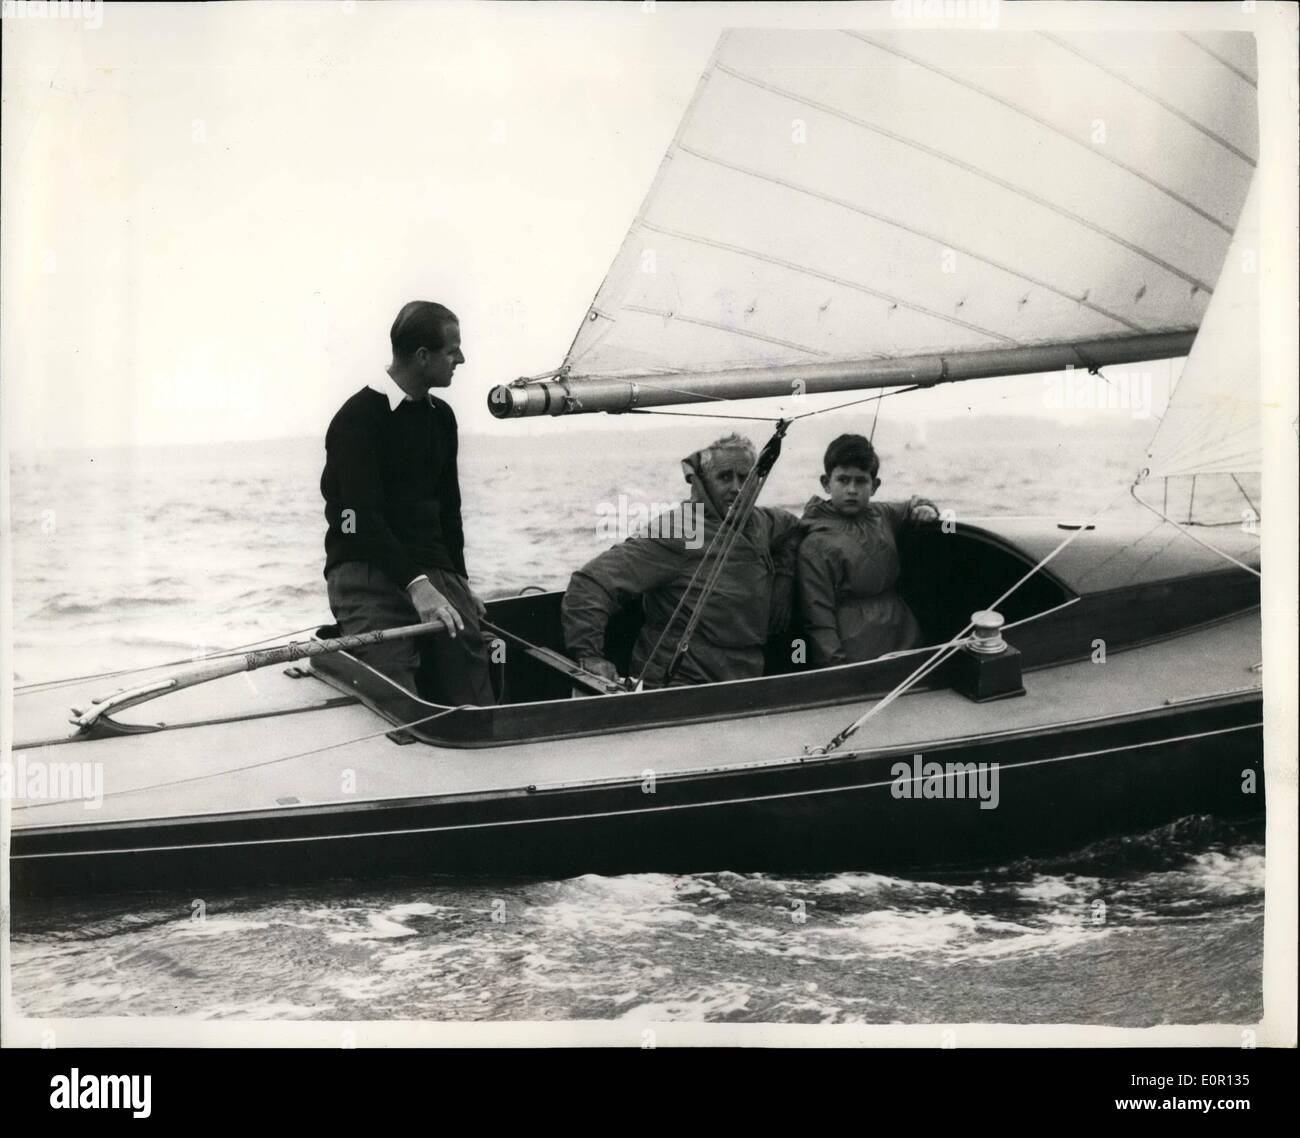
left=326, top=561, right=495, bottom=706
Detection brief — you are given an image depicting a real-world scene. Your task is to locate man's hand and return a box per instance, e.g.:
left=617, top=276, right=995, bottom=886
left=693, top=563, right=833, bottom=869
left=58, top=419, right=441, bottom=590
left=579, top=656, right=619, bottom=683
left=408, top=578, right=465, bottom=638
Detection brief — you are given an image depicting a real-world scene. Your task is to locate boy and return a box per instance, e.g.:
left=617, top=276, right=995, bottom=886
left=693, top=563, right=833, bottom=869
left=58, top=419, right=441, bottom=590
left=797, top=433, right=939, bottom=667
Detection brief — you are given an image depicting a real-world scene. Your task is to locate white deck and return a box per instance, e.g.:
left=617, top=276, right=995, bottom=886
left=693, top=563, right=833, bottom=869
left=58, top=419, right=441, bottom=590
left=9, top=612, right=1261, bottom=830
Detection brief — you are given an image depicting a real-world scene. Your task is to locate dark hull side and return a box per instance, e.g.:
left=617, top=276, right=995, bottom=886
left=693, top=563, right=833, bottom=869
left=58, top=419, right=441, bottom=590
left=11, top=694, right=1263, bottom=904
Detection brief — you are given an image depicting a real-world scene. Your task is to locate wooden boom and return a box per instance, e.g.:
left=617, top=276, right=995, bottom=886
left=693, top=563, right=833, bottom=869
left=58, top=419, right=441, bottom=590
left=488, top=330, right=1196, bottom=417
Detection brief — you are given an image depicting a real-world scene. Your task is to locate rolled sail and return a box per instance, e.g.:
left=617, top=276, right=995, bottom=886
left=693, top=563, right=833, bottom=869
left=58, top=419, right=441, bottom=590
left=492, top=29, right=1258, bottom=416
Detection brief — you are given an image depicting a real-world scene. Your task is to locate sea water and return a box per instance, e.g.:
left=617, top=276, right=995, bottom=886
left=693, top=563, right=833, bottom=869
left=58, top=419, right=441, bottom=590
left=6, top=415, right=1264, bottom=1024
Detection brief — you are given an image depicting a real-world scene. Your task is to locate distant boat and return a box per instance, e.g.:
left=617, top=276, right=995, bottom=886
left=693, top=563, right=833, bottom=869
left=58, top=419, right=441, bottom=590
left=10, top=29, right=1263, bottom=899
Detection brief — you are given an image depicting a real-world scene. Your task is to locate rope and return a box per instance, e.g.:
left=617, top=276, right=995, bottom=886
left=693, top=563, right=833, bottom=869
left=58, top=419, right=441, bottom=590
left=661, top=481, right=764, bottom=683
left=660, top=422, right=789, bottom=685
left=824, top=596, right=1080, bottom=665
left=1129, top=485, right=1261, bottom=578
left=869, top=389, right=884, bottom=442
left=786, top=385, right=923, bottom=422
left=813, top=481, right=1131, bottom=755
left=629, top=493, right=744, bottom=687
left=1231, top=473, right=1259, bottom=517
left=811, top=632, right=976, bottom=756
left=631, top=422, right=788, bottom=686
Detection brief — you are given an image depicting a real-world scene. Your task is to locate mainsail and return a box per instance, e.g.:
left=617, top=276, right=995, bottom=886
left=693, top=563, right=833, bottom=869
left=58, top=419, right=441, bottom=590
left=1142, top=172, right=1261, bottom=480
left=493, top=29, right=1258, bottom=416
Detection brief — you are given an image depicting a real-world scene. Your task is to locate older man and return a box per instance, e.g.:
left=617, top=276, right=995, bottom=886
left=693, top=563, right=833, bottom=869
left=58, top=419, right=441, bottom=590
left=320, top=300, right=494, bottom=705
left=562, top=433, right=801, bottom=688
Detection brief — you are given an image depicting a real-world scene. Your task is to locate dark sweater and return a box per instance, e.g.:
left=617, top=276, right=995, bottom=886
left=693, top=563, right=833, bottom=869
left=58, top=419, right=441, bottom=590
left=321, top=387, right=468, bottom=586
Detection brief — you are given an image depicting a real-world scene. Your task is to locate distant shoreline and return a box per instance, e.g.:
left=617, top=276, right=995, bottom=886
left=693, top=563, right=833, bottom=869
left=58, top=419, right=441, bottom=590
left=9, top=412, right=1157, bottom=463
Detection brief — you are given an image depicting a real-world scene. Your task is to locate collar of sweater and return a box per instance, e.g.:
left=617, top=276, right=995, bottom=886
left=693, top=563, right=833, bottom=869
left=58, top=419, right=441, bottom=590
left=368, top=381, right=434, bottom=412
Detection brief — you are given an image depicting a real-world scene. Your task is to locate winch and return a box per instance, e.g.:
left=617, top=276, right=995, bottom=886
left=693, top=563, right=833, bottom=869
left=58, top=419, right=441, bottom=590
left=948, top=610, right=1026, bottom=702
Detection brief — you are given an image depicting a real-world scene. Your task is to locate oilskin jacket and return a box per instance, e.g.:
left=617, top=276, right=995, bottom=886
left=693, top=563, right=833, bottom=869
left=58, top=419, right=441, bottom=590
left=562, top=503, right=802, bottom=687
left=796, top=495, right=926, bottom=667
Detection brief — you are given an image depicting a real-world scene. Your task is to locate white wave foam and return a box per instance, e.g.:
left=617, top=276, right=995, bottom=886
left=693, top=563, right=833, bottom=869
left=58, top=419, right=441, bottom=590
left=1184, top=850, right=1265, bottom=895
left=170, top=918, right=270, bottom=938
left=818, top=906, right=1108, bottom=962
left=1014, top=875, right=1103, bottom=905
left=203, top=1002, right=334, bottom=1020
left=386, top=902, right=454, bottom=917
left=619, top=981, right=753, bottom=1022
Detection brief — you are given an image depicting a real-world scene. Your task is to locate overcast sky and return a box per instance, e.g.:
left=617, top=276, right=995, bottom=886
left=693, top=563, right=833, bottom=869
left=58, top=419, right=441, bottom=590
left=0, top=1, right=1283, bottom=451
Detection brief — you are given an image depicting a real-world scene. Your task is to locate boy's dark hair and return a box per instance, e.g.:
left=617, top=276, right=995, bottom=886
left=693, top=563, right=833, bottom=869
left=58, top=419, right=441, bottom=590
left=390, top=300, right=458, bottom=362
left=823, top=433, right=880, bottom=479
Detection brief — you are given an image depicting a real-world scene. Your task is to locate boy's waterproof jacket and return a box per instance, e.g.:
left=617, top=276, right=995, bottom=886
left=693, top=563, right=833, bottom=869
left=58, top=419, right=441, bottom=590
left=796, top=495, right=927, bottom=666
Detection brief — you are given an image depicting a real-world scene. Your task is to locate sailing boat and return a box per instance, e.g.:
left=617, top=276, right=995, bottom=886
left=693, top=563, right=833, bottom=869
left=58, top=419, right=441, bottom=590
left=9, top=30, right=1263, bottom=898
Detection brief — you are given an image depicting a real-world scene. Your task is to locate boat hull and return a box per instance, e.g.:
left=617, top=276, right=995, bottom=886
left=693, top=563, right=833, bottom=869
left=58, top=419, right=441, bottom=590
left=11, top=692, right=1262, bottom=900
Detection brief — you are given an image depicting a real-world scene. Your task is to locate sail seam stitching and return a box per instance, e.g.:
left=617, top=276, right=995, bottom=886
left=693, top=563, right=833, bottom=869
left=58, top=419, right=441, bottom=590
left=1178, top=32, right=1258, bottom=90
left=620, top=303, right=837, bottom=357
left=713, top=61, right=1217, bottom=294
left=1039, top=33, right=1257, bottom=167
left=843, top=30, right=1236, bottom=234
left=675, top=142, right=1147, bottom=332
left=637, top=219, right=1021, bottom=344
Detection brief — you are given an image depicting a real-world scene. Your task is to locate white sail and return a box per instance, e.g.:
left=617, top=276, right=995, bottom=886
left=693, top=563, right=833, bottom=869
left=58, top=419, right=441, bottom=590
left=1143, top=172, right=1260, bottom=479
left=562, top=29, right=1258, bottom=385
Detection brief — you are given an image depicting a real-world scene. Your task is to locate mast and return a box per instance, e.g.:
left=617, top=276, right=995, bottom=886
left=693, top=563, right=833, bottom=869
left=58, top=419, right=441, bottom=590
left=489, top=331, right=1195, bottom=417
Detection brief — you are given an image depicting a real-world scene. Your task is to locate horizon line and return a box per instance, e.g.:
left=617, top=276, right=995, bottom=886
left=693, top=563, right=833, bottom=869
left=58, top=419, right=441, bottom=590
left=5, top=409, right=1157, bottom=458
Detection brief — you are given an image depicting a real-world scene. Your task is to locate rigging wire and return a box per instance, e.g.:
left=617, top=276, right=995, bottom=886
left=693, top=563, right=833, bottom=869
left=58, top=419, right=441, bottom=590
left=630, top=423, right=787, bottom=686
left=623, top=382, right=924, bottom=424
left=1231, top=473, right=1259, bottom=517
left=628, top=408, right=783, bottom=422
left=659, top=435, right=785, bottom=685
left=786, top=385, right=923, bottom=421
left=14, top=624, right=329, bottom=695
left=628, top=500, right=747, bottom=685
left=869, top=389, right=884, bottom=442
left=1129, top=485, right=1261, bottom=578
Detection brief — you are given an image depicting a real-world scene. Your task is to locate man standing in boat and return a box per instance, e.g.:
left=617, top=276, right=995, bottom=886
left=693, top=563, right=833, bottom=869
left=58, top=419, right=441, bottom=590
left=320, top=300, right=494, bottom=705
left=563, top=433, right=801, bottom=687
